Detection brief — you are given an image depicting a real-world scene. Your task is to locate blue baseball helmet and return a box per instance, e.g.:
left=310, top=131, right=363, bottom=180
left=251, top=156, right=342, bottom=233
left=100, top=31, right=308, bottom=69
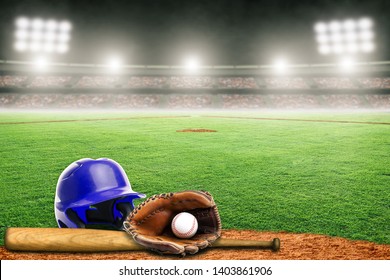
left=54, top=158, right=145, bottom=230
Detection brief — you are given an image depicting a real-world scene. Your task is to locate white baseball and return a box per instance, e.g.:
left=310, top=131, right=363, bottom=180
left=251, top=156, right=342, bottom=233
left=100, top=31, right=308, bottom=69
left=171, top=212, right=198, bottom=239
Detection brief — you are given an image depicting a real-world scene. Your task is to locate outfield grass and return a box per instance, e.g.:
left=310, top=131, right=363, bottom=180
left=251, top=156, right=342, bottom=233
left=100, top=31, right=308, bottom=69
left=0, top=111, right=389, bottom=245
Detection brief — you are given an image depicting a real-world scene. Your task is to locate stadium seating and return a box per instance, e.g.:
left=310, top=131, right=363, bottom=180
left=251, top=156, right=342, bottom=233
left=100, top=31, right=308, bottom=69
left=0, top=74, right=389, bottom=109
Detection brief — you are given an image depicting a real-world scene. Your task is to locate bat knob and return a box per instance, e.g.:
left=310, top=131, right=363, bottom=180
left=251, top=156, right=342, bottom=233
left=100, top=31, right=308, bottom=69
left=272, top=238, right=280, bottom=252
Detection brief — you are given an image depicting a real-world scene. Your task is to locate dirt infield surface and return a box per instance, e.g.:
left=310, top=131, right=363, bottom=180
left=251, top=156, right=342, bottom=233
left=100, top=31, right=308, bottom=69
left=1, top=230, right=389, bottom=260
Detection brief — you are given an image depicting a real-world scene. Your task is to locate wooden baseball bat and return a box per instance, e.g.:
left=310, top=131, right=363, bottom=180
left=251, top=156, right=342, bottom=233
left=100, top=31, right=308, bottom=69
left=5, top=228, right=280, bottom=252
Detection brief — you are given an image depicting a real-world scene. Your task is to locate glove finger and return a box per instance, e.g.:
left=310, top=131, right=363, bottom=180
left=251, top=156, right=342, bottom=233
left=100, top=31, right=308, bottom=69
left=135, top=234, right=185, bottom=255
left=185, top=245, right=199, bottom=255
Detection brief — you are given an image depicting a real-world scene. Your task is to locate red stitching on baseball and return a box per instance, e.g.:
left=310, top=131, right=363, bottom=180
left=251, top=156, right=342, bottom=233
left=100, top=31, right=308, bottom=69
left=172, top=213, right=197, bottom=238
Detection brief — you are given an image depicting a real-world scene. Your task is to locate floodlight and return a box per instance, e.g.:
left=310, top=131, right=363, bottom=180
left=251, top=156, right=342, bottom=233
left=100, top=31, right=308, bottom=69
left=46, top=20, right=58, bottom=31
left=56, top=44, right=69, bottom=54
left=32, top=18, right=44, bottom=30
left=346, top=43, right=358, bottom=53
left=59, top=21, right=72, bottom=32
left=16, top=17, right=29, bottom=29
left=43, top=42, right=55, bottom=53
left=316, top=34, right=329, bottom=44
left=331, top=32, right=342, bottom=43
left=57, top=33, right=70, bottom=42
left=360, top=30, right=374, bottom=41
left=358, top=18, right=373, bottom=29
left=15, top=29, right=28, bottom=40
left=345, top=31, right=357, bottom=42
left=319, top=45, right=331, bottom=55
left=107, top=56, right=122, bottom=71
left=34, top=56, right=48, bottom=69
left=14, top=41, right=27, bottom=52
left=333, top=44, right=344, bottom=54
left=185, top=57, right=200, bottom=71
left=339, top=57, right=355, bottom=71
left=315, top=22, right=327, bottom=33
left=274, top=58, right=288, bottom=73
left=30, top=41, right=42, bottom=52
left=314, top=17, right=375, bottom=55
left=343, top=19, right=356, bottom=31
left=44, top=32, right=56, bottom=42
left=329, top=21, right=341, bottom=32
left=31, top=30, right=43, bottom=41
left=14, top=16, right=71, bottom=54
left=361, top=42, right=375, bottom=52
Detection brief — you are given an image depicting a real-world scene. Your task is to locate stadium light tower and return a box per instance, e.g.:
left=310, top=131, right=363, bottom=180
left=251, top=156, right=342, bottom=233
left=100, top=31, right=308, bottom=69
left=14, top=16, right=72, bottom=55
left=314, top=17, right=375, bottom=55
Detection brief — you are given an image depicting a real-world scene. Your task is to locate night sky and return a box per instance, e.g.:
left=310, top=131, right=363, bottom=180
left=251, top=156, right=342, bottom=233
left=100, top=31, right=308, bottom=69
left=0, top=0, right=388, bottom=65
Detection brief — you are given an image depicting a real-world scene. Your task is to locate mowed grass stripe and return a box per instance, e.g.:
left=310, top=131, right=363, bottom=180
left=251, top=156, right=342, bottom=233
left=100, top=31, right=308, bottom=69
left=0, top=115, right=191, bottom=125
left=0, top=113, right=389, bottom=245
left=204, top=115, right=390, bottom=125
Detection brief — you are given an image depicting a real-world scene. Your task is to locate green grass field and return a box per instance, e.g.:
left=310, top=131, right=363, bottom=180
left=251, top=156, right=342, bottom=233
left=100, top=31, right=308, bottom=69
left=0, top=111, right=389, bottom=245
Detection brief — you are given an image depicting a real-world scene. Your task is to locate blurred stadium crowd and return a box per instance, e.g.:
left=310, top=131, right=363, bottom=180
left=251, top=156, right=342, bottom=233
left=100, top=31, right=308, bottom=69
left=0, top=75, right=389, bottom=109
left=1, top=75, right=390, bottom=89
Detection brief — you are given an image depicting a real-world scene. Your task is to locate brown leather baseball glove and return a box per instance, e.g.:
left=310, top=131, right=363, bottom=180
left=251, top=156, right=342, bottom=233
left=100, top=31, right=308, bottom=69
left=123, top=190, right=222, bottom=256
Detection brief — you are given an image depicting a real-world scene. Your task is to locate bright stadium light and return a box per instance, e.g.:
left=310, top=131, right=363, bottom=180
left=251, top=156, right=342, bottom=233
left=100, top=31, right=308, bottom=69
left=274, top=58, right=288, bottom=73
left=360, top=30, right=374, bottom=41
left=56, top=43, right=69, bottom=54
left=45, top=31, right=56, bottom=42
left=314, top=17, right=375, bottom=55
left=32, top=18, right=44, bottom=30
left=43, top=42, right=55, bottom=53
left=46, top=20, right=58, bottom=31
left=333, top=43, right=344, bottom=54
left=346, top=42, right=359, bottom=53
left=30, top=41, right=42, bottom=52
left=107, top=56, right=122, bottom=71
left=329, top=21, right=341, bottom=32
left=339, top=57, right=355, bottom=71
left=319, top=44, right=331, bottom=55
left=343, top=19, right=356, bottom=31
left=15, top=29, right=29, bottom=42
left=185, top=56, right=200, bottom=71
left=316, top=33, right=329, bottom=44
left=34, top=56, right=48, bottom=70
left=14, top=16, right=72, bottom=54
left=345, top=31, right=358, bottom=42
left=31, top=30, right=43, bottom=41
left=14, top=41, right=28, bottom=52
left=358, top=18, right=373, bottom=29
left=59, top=21, right=72, bottom=32
left=57, top=32, right=70, bottom=42
left=361, top=41, right=375, bottom=53
left=16, top=17, right=29, bottom=29
left=315, top=22, right=327, bottom=33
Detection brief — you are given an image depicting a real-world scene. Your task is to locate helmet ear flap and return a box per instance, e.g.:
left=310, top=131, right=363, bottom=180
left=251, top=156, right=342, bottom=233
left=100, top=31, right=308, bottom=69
left=57, top=220, right=68, bottom=228
left=65, top=208, right=86, bottom=228
left=116, top=202, right=133, bottom=228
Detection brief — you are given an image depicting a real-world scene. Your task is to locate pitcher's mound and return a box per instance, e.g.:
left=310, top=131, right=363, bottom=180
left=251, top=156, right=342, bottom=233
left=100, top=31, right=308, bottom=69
left=176, top=128, right=217, bottom=132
